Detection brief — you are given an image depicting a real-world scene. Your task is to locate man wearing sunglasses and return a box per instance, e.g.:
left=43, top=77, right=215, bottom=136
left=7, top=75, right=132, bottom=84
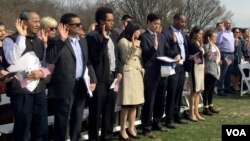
left=46, top=13, right=97, bottom=141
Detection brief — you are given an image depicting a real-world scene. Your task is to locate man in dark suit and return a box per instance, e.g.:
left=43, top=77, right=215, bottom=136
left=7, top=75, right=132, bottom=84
left=162, top=13, right=189, bottom=129
left=140, top=13, right=180, bottom=138
left=86, top=7, right=123, bottom=141
left=46, top=13, right=97, bottom=141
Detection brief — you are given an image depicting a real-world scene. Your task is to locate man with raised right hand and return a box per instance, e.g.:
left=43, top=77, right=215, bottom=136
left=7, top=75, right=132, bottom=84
left=3, top=10, right=48, bottom=141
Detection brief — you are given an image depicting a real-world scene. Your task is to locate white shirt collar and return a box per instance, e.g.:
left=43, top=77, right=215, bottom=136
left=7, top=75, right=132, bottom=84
left=171, top=26, right=181, bottom=32
left=68, top=36, right=80, bottom=43
left=147, top=29, right=156, bottom=35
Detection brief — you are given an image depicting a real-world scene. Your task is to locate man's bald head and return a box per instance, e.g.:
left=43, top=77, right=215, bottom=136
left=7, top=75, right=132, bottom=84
left=223, top=19, right=232, bottom=30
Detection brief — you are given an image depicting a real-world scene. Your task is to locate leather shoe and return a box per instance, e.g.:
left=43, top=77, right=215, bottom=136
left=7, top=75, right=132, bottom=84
left=231, top=87, right=240, bottom=92
left=175, top=119, right=188, bottom=124
left=126, top=129, right=140, bottom=139
left=209, top=106, right=220, bottom=113
left=152, top=126, right=169, bottom=132
left=143, top=131, right=156, bottom=138
left=165, top=123, right=176, bottom=129
left=195, top=114, right=205, bottom=121
left=188, top=116, right=198, bottom=122
left=119, top=133, right=132, bottom=141
left=203, top=108, right=213, bottom=116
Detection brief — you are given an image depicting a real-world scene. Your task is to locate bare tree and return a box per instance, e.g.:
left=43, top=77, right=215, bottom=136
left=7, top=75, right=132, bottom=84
left=109, top=0, right=173, bottom=28
left=174, top=0, right=233, bottom=29
left=0, top=0, right=59, bottom=31
left=108, top=0, right=233, bottom=29
left=0, top=0, right=233, bottom=33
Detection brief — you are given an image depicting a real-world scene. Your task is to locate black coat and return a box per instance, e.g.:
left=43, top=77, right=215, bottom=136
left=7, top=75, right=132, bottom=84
left=162, top=27, right=190, bottom=72
left=46, top=37, right=97, bottom=99
left=86, top=27, right=122, bottom=83
left=139, top=30, right=178, bottom=82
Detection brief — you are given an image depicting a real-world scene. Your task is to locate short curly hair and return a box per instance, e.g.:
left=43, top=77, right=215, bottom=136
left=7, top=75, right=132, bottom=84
left=95, top=7, right=113, bottom=25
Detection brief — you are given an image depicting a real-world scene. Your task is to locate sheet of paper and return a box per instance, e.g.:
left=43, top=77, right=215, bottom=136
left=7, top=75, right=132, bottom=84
left=157, top=56, right=177, bottom=63
left=189, top=52, right=200, bottom=59
left=83, top=67, right=93, bottom=97
left=110, top=78, right=119, bottom=92
left=7, top=51, right=40, bottom=92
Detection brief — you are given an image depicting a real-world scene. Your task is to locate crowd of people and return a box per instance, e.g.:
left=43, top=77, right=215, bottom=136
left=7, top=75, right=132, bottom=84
left=0, top=6, right=249, bottom=141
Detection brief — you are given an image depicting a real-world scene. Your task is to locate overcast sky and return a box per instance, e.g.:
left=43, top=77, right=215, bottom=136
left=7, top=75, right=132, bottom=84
left=220, top=0, right=250, bottom=28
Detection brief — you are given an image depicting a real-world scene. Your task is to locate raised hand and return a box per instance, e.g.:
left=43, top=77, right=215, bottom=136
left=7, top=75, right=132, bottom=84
left=172, top=32, right=177, bottom=43
left=153, top=33, right=158, bottom=49
left=131, top=33, right=135, bottom=45
left=101, top=24, right=109, bottom=39
left=198, top=36, right=203, bottom=47
left=38, top=29, right=48, bottom=43
left=207, top=37, right=211, bottom=44
left=15, top=19, right=27, bottom=36
left=58, top=23, right=68, bottom=41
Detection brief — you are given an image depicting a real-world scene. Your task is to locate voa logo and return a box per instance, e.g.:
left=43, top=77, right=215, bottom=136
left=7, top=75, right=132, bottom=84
left=226, top=129, right=246, bottom=136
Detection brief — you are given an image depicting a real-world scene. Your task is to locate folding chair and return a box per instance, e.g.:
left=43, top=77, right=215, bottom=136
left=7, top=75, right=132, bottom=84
left=238, top=62, right=250, bottom=96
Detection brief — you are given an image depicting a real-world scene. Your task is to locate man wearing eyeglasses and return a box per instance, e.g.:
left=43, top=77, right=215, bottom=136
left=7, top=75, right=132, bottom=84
left=46, top=13, right=97, bottom=141
left=86, top=7, right=123, bottom=141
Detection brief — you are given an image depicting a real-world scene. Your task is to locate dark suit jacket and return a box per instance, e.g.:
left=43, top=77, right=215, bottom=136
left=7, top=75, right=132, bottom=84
left=188, top=40, right=204, bottom=63
left=162, top=26, right=190, bottom=72
left=46, top=37, right=97, bottom=99
left=140, top=30, right=178, bottom=82
left=86, top=27, right=122, bottom=83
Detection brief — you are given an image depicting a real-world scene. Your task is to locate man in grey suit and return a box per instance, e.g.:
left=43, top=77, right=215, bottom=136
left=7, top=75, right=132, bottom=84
left=46, top=13, right=97, bottom=141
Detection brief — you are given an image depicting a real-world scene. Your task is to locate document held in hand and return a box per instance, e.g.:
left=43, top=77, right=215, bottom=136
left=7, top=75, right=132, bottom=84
left=83, top=67, right=93, bottom=97
left=157, top=56, right=177, bottom=63
left=110, top=78, right=119, bottom=92
left=7, top=51, right=40, bottom=92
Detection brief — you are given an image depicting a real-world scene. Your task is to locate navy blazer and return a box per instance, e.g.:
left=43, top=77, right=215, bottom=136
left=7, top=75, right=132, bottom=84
left=139, top=30, right=177, bottom=81
left=162, top=26, right=190, bottom=72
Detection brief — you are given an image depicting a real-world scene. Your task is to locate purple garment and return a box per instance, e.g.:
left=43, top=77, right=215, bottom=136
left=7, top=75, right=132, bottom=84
left=217, top=30, right=234, bottom=53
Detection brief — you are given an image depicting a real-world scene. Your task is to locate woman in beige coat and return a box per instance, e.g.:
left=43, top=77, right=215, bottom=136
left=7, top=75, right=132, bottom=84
left=117, top=21, right=144, bottom=140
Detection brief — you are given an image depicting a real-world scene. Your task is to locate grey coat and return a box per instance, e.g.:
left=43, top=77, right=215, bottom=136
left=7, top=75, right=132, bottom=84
left=204, top=43, right=221, bottom=79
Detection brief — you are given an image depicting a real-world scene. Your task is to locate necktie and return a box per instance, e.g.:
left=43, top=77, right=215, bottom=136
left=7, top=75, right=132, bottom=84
left=153, top=33, right=158, bottom=50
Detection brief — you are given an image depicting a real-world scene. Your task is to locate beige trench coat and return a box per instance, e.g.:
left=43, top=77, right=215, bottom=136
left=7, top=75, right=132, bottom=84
left=117, top=38, right=144, bottom=105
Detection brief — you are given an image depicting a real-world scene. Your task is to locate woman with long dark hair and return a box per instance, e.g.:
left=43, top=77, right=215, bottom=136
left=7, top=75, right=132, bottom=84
left=188, top=26, right=205, bottom=121
left=117, top=21, right=144, bottom=140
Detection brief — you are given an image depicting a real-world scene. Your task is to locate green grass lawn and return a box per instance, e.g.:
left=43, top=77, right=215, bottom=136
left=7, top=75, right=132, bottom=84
left=114, top=93, right=250, bottom=141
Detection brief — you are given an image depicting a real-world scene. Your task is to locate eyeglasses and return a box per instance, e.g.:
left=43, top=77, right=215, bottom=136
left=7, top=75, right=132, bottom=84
left=68, top=23, right=82, bottom=27
left=49, top=27, right=57, bottom=31
left=105, top=19, right=114, bottom=23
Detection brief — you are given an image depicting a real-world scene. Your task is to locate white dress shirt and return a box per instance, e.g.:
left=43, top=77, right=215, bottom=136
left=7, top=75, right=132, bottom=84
left=171, top=26, right=186, bottom=61
left=3, top=35, right=27, bottom=64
